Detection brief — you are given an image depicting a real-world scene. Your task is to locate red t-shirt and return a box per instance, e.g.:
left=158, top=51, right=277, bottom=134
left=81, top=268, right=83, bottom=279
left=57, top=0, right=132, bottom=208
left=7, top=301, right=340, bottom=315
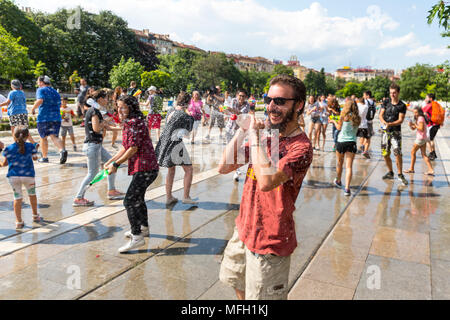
left=122, top=118, right=159, bottom=175
left=236, top=132, right=313, bottom=256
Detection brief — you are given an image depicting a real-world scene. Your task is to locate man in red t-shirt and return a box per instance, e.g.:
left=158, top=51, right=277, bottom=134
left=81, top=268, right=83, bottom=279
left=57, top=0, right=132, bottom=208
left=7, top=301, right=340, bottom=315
left=218, top=75, right=313, bottom=300
left=422, top=93, right=440, bottom=160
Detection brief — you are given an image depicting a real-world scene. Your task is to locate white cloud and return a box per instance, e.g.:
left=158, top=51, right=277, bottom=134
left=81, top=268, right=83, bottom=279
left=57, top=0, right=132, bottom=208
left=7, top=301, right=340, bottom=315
left=380, top=32, right=418, bottom=49
left=15, top=0, right=412, bottom=70
left=406, top=45, right=449, bottom=57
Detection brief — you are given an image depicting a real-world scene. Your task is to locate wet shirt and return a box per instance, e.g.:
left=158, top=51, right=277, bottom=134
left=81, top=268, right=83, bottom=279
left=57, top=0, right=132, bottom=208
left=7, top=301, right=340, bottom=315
left=77, top=85, right=90, bottom=105
left=7, top=90, right=27, bottom=116
left=416, top=116, right=427, bottom=140
left=61, top=107, right=75, bottom=127
left=122, top=117, right=159, bottom=175
left=382, top=101, right=406, bottom=132
left=2, top=142, right=37, bottom=178
left=306, top=102, right=321, bottom=118
left=36, top=86, right=62, bottom=123
left=188, top=99, right=203, bottom=121
left=84, top=107, right=104, bottom=144
left=236, top=132, right=313, bottom=256
left=357, top=103, right=368, bottom=129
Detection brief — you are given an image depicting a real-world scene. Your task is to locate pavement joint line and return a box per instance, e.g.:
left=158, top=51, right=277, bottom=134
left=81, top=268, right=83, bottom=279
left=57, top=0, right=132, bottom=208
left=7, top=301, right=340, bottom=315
left=75, top=206, right=237, bottom=300
left=288, top=156, right=381, bottom=293
left=435, top=128, right=450, bottom=186
left=0, top=167, right=221, bottom=258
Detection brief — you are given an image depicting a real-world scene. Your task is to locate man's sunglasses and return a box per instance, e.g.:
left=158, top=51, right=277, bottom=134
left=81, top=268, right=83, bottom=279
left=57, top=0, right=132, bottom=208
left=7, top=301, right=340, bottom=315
left=264, top=96, right=297, bottom=106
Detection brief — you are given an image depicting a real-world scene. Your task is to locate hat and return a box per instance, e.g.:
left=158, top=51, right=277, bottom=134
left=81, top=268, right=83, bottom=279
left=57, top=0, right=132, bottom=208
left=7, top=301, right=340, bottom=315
left=147, top=86, right=157, bottom=92
left=11, top=79, right=22, bottom=89
left=38, top=75, right=51, bottom=84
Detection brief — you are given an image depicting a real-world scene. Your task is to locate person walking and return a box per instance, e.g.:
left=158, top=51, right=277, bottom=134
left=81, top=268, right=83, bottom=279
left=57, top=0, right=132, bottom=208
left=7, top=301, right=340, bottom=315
left=0, top=80, right=38, bottom=146
left=422, top=93, right=442, bottom=160
left=356, top=96, right=370, bottom=158
left=104, top=95, right=159, bottom=253
left=155, top=91, right=196, bottom=205
left=31, top=76, right=67, bottom=164
left=187, top=91, right=203, bottom=144
left=218, top=74, right=313, bottom=300
left=76, top=78, right=90, bottom=121
left=363, top=90, right=376, bottom=156
left=110, top=86, right=124, bottom=149
left=205, top=86, right=225, bottom=142
left=73, top=90, right=124, bottom=207
left=0, top=127, right=41, bottom=229
left=318, top=95, right=328, bottom=151
left=224, top=89, right=250, bottom=182
left=328, top=97, right=341, bottom=152
left=330, top=100, right=361, bottom=196
left=379, top=83, right=408, bottom=186
left=305, top=95, right=322, bottom=150
left=404, top=107, right=434, bottom=176
left=143, top=86, right=163, bottom=141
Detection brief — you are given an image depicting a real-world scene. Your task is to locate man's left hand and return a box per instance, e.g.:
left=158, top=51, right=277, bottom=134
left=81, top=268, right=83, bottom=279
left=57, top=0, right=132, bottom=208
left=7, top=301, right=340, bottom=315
left=106, top=163, right=117, bottom=174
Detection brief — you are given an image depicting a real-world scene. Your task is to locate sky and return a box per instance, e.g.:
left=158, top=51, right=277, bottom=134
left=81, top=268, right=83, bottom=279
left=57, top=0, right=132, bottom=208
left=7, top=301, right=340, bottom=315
left=14, top=0, right=450, bottom=73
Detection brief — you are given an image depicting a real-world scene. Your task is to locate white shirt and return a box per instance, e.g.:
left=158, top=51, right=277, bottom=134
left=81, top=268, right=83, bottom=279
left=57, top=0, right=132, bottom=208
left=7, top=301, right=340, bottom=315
left=358, top=102, right=368, bottom=129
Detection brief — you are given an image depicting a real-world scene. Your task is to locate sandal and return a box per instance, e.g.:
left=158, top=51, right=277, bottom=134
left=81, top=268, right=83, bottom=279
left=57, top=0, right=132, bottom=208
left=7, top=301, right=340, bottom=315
left=425, top=172, right=435, bottom=176
left=15, top=221, right=25, bottom=230
left=32, top=214, right=41, bottom=222
left=404, top=169, right=415, bottom=173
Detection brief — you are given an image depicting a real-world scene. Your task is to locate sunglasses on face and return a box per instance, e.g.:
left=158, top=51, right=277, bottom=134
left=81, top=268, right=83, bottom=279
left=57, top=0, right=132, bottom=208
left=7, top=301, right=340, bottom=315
left=264, top=96, right=297, bottom=106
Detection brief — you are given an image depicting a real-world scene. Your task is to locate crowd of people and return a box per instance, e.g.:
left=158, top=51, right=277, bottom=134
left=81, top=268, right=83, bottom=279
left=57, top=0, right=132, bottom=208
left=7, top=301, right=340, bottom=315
left=0, top=73, right=447, bottom=300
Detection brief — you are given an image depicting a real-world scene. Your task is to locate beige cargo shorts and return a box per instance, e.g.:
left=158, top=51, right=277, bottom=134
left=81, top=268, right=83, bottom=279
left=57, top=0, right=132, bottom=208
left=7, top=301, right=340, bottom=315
left=219, top=227, right=291, bottom=300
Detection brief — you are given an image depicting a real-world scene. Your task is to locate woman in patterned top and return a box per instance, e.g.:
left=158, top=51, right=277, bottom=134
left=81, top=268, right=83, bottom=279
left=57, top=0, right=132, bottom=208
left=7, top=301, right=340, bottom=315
left=105, top=95, right=159, bottom=253
left=155, top=91, right=196, bottom=206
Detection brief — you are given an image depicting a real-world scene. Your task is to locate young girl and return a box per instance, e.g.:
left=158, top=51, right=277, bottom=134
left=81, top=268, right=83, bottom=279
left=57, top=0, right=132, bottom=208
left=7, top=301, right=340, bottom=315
left=105, top=95, right=159, bottom=253
left=405, top=107, right=434, bottom=176
left=155, top=91, right=196, bottom=205
left=1, top=127, right=41, bottom=229
left=330, top=100, right=361, bottom=196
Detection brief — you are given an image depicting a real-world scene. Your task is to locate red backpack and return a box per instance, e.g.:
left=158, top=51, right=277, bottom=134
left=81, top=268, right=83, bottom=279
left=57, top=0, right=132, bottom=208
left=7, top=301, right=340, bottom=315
left=431, top=101, right=445, bottom=125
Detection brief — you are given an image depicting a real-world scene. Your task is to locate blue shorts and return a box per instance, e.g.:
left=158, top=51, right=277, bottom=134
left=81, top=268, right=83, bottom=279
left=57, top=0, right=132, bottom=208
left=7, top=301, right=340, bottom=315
left=37, top=121, right=61, bottom=138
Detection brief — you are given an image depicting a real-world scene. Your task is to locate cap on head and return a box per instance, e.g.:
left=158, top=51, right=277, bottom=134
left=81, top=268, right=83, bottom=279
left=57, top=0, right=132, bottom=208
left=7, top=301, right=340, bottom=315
left=38, top=75, right=51, bottom=85
left=11, top=79, right=22, bottom=89
left=148, top=86, right=157, bottom=92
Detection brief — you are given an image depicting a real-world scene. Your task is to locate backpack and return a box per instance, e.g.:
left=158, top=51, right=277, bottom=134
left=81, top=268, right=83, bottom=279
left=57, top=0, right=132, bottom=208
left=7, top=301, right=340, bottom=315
left=366, top=100, right=376, bottom=121
left=431, top=101, right=445, bottom=125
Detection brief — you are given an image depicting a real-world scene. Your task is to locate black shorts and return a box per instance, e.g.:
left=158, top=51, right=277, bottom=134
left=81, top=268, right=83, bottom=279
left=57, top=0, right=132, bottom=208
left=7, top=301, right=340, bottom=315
left=311, top=116, right=321, bottom=124
left=336, top=141, right=357, bottom=154
left=428, top=125, right=439, bottom=141
left=356, top=128, right=370, bottom=139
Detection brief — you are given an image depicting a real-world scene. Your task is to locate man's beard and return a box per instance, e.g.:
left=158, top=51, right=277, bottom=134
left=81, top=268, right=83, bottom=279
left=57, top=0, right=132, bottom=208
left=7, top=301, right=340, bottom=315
left=268, top=106, right=295, bottom=134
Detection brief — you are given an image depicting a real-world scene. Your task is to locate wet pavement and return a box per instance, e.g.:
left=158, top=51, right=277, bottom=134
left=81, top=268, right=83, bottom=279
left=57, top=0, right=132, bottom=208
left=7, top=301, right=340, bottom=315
left=0, top=115, right=449, bottom=300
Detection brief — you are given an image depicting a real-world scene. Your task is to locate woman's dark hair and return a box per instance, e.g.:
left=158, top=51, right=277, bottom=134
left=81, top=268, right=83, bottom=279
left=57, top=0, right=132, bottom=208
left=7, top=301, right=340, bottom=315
left=414, top=106, right=429, bottom=125
left=176, top=91, right=191, bottom=107
left=117, top=95, right=144, bottom=120
left=14, top=126, right=29, bottom=154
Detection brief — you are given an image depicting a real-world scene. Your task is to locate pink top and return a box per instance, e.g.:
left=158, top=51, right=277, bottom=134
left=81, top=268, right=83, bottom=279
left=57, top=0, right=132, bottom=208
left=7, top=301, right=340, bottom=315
left=416, top=116, right=427, bottom=140
left=188, top=99, right=203, bottom=121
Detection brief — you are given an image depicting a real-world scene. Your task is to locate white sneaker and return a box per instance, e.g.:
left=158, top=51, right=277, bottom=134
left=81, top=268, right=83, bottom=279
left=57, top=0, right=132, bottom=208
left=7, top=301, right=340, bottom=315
left=124, top=226, right=149, bottom=239
left=118, top=234, right=145, bottom=253
left=233, top=172, right=239, bottom=182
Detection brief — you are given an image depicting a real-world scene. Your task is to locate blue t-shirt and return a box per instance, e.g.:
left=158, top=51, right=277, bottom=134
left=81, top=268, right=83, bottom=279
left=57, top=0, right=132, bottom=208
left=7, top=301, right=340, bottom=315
left=36, top=86, right=62, bottom=123
left=7, top=90, right=28, bottom=116
left=2, top=142, right=37, bottom=178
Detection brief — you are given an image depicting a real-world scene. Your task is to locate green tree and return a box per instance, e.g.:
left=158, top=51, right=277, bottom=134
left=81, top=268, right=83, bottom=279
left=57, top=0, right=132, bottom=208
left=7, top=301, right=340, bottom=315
left=0, top=25, right=34, bottom=80
left=158, top=49, right=204, bottom=96
left=398, top=64, right=436, bottom=101
left=427, top=1, right=450, bottom=45
left=336, top=82, right=366, bottom=98
left=0, top=0, right=43, bottom=62
left=141, top=70, right=171, bottom=90
left=33, top=61, right=48, bottom=78
left=109, top=57, right=144, bottom=89
left=363, top=76, right=391, bottom=101
left=272, top=64, right=294, bottom=76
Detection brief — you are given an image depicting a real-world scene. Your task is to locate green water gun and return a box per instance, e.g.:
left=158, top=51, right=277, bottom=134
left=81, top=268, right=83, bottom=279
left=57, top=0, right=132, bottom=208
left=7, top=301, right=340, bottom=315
left=89, top=169, right=109, bottom=186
